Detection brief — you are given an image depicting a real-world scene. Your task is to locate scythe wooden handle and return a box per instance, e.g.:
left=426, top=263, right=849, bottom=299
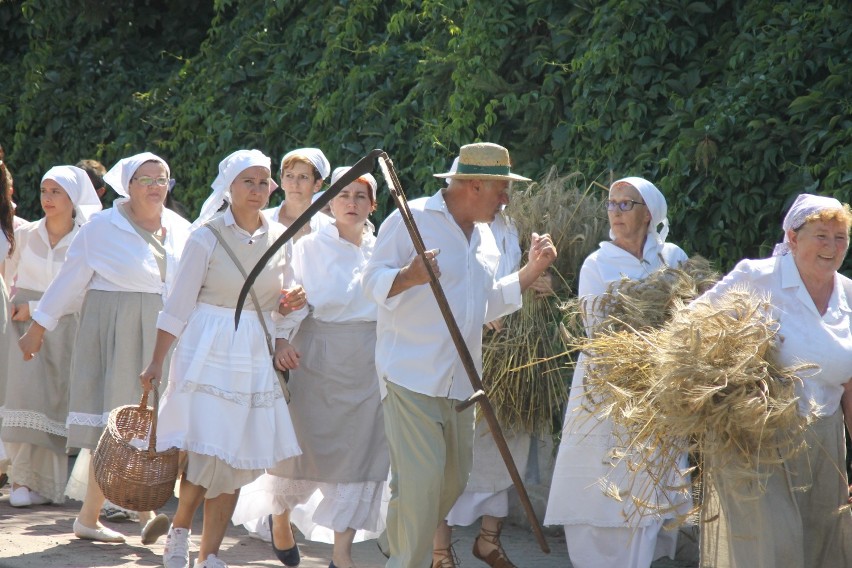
left=376, top=153, right=550, bottom=554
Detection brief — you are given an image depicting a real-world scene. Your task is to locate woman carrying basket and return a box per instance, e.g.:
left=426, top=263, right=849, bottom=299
left=140, top=149, right=303, bottom=568
left=18, top=152, right=191, bottom=544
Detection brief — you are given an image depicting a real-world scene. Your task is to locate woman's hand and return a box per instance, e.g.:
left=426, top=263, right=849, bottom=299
left=10, top=303, right=31, bottom=322
left=274, top=338, right=300, bottom=370
left=139, top=361, right=163, bottom=392
left=18, top=322, right=46, bottom=361
left=279, top=285, right=307, bottom=314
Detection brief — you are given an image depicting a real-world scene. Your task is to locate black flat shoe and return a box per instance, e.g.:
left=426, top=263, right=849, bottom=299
left=269, top=514, right=300, bottom=567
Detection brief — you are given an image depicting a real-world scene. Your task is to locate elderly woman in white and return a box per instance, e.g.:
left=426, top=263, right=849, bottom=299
left=140, top=149, right=303, bottom=568
left=19, top=152, right=190, bottom=545
left=2, top=166, right=101, bottom=507
left=699, top=194, right=852, bottom=568
left=264, top=147, right=332, bottom=238
left=544, top=177, right=688, bottom=568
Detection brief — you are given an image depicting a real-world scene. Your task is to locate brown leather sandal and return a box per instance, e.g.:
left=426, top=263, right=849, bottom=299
left=472, top=521, right=517, bottom=568
left=432, top=543, right=459, bottom=568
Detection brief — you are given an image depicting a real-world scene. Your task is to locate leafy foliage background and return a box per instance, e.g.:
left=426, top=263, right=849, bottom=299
left=1, top=0, right=849, bottom=271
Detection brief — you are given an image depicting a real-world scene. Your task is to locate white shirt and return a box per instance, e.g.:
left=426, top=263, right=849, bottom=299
left=157, top=208, right=302, bottom=340
left=699, top=253, right=852, bottom=416
left=291, top=221, right=377, bottom=323
left=6, top=219, right=80, bottom=313
left=33, top=201, right=191, bottom=331
left=579, top=239, right=688, bottom=332
left=490, top=213, right=521, bottom=278
left=262, top=202, right=333, bottom=232
left=362, top=190, right=523, bottom=400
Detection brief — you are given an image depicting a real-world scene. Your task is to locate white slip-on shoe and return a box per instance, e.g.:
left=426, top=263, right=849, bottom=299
left=28, top=490, right=51, bottom=505
left=9, top=487, right=31, bottom=508
left=141, top=513, right=170, bottom=545
left=73, top=518, right=126, bottom=543
left=163, top=526, right=191, bottom=568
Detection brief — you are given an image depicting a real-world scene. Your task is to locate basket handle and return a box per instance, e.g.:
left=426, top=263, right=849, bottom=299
left=141, top=385, right=160, bottom=456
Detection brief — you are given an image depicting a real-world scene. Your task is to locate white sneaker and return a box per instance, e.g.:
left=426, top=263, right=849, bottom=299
left=194, top=554, right=228, bottom=568
left=163, top=526, right=191, bottom=568
left=9, top=487, right=31, bottom=507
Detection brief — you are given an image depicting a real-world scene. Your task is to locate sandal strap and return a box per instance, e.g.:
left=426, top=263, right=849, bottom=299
left=432, top=543, right=460, bottom=568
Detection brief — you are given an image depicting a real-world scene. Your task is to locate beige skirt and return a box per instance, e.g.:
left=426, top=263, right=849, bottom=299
left=269, top=318, right=388, bottom=483
left=183, top=451, right=263, bottom=500
left=67, top=289, right=167, bottom=450
left=2, top=289, right=77, bottom=453
left=701, top=408, right=852, bottom=568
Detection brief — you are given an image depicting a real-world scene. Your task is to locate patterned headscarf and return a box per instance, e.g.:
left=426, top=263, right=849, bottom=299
left=772, top=193, right=845, bottom=256
left=608, top=177, right=669, bottom=245
left=42, top=165, right=103, bottom=223
left=192, top=149, right=277, bottom=230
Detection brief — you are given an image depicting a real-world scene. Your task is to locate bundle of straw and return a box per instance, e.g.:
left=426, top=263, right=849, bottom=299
left=481, top=169, right=609, bottom=437
left=579, top=286, right=811, bottom=521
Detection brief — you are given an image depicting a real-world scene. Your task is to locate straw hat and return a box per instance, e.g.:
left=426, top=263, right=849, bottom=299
left=434, top=143, right=530, bottom=182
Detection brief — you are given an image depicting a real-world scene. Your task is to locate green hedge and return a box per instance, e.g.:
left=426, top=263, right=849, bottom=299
left=2, top=0, right=849, bottom=271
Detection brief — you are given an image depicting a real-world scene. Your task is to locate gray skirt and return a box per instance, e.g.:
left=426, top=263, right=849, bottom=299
left=2, top=288, right=77, bottom=454
left=269, top=318, right=388, bottom=483
left=66, top=289, right=167, bottom=450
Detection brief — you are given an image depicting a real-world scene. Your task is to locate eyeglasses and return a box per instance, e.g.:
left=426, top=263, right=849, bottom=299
left=605, top=199, right=646, bottom=212
left=131, top=176, right=170, bottom=187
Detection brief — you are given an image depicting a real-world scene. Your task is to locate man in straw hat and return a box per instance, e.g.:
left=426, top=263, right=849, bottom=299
left=363, top=142, right=557, bottom=568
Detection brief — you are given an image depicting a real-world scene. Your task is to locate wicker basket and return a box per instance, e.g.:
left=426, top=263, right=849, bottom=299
left=93, top=387, right=179, bottom=512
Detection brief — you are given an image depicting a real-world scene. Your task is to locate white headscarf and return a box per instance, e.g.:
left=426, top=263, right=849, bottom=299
left=42, top=165, right=103, bottom=223
left=608, top=176, right=669, bottom=245
left=772, top=193, right=845, bottom=256
left=330, top=166, right=378, bottom=201
left=192, top=149, right=277, bottom=230
left=102, top=152, right=170, bottom=198
left=280, top=148, right=330, bottom=180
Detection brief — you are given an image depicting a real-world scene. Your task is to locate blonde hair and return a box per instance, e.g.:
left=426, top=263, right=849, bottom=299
left=802, top=204, right=852, bottom=232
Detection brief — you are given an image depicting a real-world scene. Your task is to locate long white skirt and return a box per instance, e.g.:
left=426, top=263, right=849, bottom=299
left=156, top=304, right=300, bottom=470
left=233, top=473, right=390, bottom=544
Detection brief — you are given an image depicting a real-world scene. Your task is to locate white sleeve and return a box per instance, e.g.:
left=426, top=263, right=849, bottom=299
left=156, top=230, right=214, bottom=337
left=362, top=211, right=414, bottom=311
left=33, top=228, right=94, bottom=331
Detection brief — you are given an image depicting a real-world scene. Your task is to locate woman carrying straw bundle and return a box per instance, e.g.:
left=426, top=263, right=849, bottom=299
left=233, top=166, right=388, bottom=568
left=698, top=193, right=852, bottom=568
left=2, top=166, right=101, bottom=507
left=140, top=149, right=303, bottom=568
left=544, top=177, right=688, bottom=568
left=18, top=152, right=190, bottom=544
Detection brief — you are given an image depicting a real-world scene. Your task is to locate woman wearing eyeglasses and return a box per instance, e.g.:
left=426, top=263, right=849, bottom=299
left=18, top=152, right=191, bottom=545
left=544, top=177, right=688, bottom=568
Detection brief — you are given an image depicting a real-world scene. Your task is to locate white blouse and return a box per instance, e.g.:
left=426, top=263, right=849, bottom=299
left=6, top=219, right=80, bottom=313
left=290, top=222, right=377, bottom=324
left=699, top=253, right=852, bottom=416
left=157, top=208, right=302, bottom=340
left=32, top=201, right=191, bottom=331
left=262, top=202, right=332, bottom=232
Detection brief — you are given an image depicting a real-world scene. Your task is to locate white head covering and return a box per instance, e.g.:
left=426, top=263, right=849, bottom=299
left=772, top=193, right=845, bottom=256
left=330, top=166, right=377, bottom=201
left=608, top=176, right=669, bottom=245
left=280, top=148, right=330, bottom=180
left=102, top=152, right=169, bottom=198
left=192, top=149, right=276, bottom=230
left=42, top=165, right=103, bottom=223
